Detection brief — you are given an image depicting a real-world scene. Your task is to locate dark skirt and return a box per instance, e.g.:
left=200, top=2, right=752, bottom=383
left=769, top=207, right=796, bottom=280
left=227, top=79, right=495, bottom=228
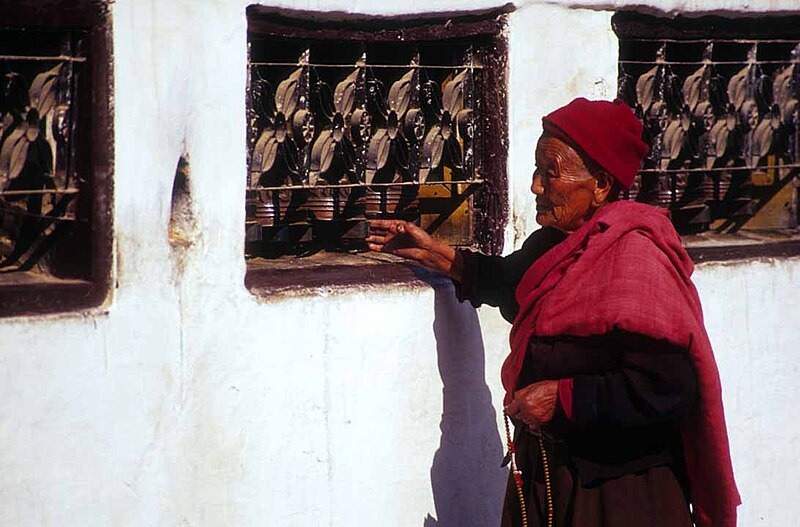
left=500, top=434, right=693, bottom=527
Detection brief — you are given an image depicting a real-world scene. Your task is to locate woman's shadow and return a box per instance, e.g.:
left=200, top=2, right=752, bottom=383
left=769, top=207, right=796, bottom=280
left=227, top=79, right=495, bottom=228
left=420, top=275, right=507, bottom=526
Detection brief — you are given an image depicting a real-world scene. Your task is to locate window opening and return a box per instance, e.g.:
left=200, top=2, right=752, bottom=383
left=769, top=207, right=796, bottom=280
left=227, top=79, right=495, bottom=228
left=0, top=1, right=112, bottom=316
left=614, top=13, right=800, bottom=238
left=0, top=29, right=86, bottom=273
left=245, top=9, right=508, bottom=272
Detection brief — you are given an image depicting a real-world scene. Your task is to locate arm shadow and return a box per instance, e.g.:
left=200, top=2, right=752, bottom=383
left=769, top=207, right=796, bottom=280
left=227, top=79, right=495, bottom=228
left=414, top=267, right=507, bottom=527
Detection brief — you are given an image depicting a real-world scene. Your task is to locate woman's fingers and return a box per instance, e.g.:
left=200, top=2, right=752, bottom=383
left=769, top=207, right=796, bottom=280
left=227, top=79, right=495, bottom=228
left=368, top=219, right=404, bottom=234
left=368, top=219, right=397, bottom=229
left=368, top=219, right=425, bottom=237
left=365, top=233, right=389, bottom=244
left=365, top=226, right=406, bottom=255
left=508, top=381, right=558, bottom=429
left=504, top=399, right=521, bottom=418
left=366, top=222, right=398, bottom=245
left=367, top=220, right=420, bottom=250
left=506, top=400, right=538, bottom=428
left=366, top=220, right=443, bottom=271
left=506, top=400, right=532, bottom=423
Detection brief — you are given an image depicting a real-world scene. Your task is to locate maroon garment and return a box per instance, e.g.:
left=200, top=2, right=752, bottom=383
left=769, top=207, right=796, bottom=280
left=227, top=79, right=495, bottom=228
left=505, top=333, right=696, bottom=526
left=504, top=201, right=740, bottom=527
left=501, top=460, right=693, bottom=527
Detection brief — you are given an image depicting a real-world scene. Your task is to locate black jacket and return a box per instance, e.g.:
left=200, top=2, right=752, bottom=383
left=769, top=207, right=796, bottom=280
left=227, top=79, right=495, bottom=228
left=455, top=228, right=697, bottom=486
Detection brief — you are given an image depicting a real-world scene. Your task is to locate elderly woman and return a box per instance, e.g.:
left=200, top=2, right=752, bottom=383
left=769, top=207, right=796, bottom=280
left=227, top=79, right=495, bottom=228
left=367, top=98, right=740, bottom=527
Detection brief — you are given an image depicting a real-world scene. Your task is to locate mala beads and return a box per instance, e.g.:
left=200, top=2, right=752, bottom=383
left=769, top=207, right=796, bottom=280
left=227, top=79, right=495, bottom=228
left=503, top=410, right=528, bottom=527
left=537, top=434, right=554, bottom=527
left=503, top=410, right=554, bottom=527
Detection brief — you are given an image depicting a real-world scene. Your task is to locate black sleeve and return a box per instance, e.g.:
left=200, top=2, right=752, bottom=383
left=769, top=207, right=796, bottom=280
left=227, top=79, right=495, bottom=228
left=570, top=338, right=698, bottom=429
left=454, top=227, right=566, bottom=323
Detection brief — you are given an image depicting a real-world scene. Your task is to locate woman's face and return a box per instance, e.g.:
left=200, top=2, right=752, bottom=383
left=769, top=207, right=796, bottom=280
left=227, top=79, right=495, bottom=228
left=531, top=136, right=604, bottom=233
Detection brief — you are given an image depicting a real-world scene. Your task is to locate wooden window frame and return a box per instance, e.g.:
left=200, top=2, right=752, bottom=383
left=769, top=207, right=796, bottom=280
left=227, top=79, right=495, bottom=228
left=0, top=0, right=113, bottom=317
left=614, top=12, right=800, bottom=263
left=244, top=7, right=510, bottom=295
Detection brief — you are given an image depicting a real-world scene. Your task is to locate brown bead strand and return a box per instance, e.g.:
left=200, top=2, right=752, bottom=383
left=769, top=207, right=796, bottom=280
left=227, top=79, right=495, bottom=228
left=503, top=411, right=528, bottom=527
left=537, top=435, right=554, bottom=527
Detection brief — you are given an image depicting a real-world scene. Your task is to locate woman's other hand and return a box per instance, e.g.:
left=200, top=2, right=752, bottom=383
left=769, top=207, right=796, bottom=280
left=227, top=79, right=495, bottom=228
left=506, top=380, right=559, bottom=429
left=366, top=219, right=464, bottom=281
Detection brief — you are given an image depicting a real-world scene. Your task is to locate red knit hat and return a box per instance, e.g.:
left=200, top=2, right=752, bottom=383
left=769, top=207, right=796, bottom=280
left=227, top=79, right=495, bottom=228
left=542, top=98, right=649, bottom=190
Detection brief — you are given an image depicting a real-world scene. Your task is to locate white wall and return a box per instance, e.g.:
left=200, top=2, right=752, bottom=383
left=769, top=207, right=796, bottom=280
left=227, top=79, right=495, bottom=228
left=1, top=1, right=798, bottom=526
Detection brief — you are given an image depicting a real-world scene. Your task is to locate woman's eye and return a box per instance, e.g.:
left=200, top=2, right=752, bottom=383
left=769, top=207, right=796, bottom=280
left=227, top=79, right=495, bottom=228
left=534, top=168, right=558, bottom=181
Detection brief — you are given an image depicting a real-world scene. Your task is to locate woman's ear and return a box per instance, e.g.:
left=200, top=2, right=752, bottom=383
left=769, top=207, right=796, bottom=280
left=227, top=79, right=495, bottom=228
left=593, top=170, right=613, bottom=206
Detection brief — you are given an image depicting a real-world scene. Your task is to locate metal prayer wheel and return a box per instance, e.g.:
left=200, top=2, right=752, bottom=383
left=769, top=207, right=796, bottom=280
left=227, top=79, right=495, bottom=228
left=254, top=201, right=277, bottom=227
left=365, top=186, right=419, bottom=217
left=305, top=194, right=336, bottom=221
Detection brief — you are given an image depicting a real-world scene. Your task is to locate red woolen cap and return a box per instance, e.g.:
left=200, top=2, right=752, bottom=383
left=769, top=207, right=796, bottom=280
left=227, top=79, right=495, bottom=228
left=542, top=98, right=649, bottom=189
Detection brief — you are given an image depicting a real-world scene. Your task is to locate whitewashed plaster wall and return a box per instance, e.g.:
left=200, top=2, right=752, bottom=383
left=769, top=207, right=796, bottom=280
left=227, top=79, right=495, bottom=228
left=0, top=1, right=798, bottom=526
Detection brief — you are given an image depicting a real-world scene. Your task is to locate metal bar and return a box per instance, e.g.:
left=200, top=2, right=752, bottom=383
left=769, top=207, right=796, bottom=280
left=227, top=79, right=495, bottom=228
left=249, top=62, right=484, bottom=69
left=0, top=188, right=80, bottom=197
left=638, top=164, right=800, bottom=175
left=621, top=38, right=800, bottom=44
left=621, top=60, right=800, bottom=65
left=0, top=54, right=87, bottom=63
left=0, top=207, right=80, bottom=222
left=247, top=179, right=485, bottom=191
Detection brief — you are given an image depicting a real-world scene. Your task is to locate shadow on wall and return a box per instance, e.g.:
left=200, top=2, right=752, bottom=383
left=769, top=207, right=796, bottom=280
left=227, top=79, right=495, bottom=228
left=423, top=281, right=507, bottom=527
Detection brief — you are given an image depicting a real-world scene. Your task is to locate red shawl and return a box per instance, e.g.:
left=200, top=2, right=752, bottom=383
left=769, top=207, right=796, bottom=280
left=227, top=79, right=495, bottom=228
left=504, top=201, right=740, bottom=527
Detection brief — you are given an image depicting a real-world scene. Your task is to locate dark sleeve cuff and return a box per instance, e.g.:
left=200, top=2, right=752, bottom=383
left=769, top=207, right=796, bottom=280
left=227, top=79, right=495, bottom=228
left=452, top=249, right=480, bottom=306
left=571, top=374, right=601, bottom=426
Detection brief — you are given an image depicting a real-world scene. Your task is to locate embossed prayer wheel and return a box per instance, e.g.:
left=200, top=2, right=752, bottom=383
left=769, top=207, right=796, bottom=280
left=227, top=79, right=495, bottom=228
left=365, top=186, right=419, bottom=217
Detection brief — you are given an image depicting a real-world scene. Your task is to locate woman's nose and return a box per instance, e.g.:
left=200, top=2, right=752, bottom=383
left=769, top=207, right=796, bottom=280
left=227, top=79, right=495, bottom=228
left=531, top=173, right=544, bottom=195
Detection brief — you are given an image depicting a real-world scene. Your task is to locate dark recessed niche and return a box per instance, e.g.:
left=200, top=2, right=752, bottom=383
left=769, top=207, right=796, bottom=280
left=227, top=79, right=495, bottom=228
left=0, top=0, right=113, bottom=317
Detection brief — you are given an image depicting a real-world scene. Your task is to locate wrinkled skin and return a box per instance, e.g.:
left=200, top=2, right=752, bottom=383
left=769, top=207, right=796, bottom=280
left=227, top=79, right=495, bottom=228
left=532, top=135, right=611, bottom=234
left=505, top=380, right=559, bottom=429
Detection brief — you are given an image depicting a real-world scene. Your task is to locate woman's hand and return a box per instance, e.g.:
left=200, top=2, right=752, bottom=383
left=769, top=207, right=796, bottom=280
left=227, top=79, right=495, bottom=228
left=505, top=380, right=559, bottom=429
left=366, top=219, right=464, bottom=281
